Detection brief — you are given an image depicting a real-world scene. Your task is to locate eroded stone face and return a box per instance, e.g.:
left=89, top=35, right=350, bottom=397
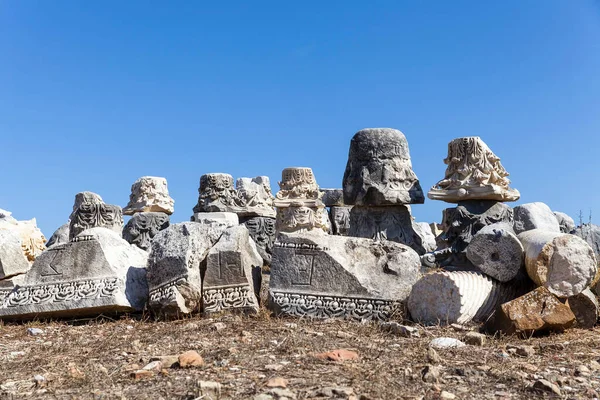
left=343, top=128, right=424, bottom=206
left=123, top=176, right=175, bottom=216
left=123, top=212, right=170, bottom=251
left=330, top=206, right=352, bottom=236
left=274, top=167, right=327, bottom=233
left=69, top=202, right=123, bottom=240
left=242, top=216, right=276, bottom=263
left=428, top=137, right=520, bottom=203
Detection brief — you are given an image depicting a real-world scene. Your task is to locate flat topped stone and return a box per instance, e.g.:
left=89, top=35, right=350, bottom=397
left=0, top=228, right=149, bottom=320
left=428, top=137, right=520, bottom=203
left=343, top=128, right=424, bottom=206
left=275, top=167, right=321, bottom=203
left=123, top=176, right=175, bottom=215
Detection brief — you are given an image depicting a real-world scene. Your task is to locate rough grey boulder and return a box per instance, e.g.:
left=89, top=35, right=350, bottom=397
left=513, top=202, right=561, bottom=235
left=554, top=212, right=575, bottom=234
left=566, top=289, right=599, bottom=328
left=147, top=218, right=237, bottom=317
left=269, top=231, right=422, bottom=321
left=343, top=128, right=424, bottom=206
left=202, top=225, right=262, bottom=314
left=0, top=228, right=148, bottom=320
left=0, top=230, right=31, bottom=279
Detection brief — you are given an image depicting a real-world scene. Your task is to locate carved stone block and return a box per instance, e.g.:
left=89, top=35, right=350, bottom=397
left=428, top=137, right=520, bottom=203
left=202, top=225, right=262, bottom=314
left=276, top=167, right=321, bottom=201
left=321, top=189, right=344, bottom=207
left=147, top=219, right=237, bottom=317
left=193, top=173, right=240, bottom=214
left=235, top=176, right=276, bottom=218
left=329, top=206, right=351, bottom=236
left=123, top=176, right=175, bottom=215
left=0, top=230, right=31, bottom=279
left=242, top=216, right=276, bottom=264
left=123, top=212, right=170, bottom=251
left=69, top=202, right=123, bottom=240
left=0, top=228, right=148, bottom=320
left=268, top=231, right=422, bottom=321
left=47, top=192, right=105, bottom=248
left=348, top=206, right=428, bottom=255
left=343, top=128, right=424, bottom=206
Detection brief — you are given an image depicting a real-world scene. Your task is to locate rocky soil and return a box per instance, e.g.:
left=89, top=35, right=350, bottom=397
left=1, top=310, right=599, bottom=399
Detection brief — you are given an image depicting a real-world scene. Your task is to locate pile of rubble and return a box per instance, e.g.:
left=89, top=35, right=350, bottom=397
left=0, top=129, right=598, bottom=338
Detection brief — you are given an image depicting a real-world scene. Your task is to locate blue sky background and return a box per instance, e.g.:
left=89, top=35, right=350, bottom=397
left=1, top=1, right=599, bottom=237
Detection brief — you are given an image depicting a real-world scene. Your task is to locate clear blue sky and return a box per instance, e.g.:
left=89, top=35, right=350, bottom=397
left=2, top=1, right=599, bottom=237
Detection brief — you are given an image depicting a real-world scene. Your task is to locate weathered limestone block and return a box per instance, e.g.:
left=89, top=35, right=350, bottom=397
left=123, top=176, right=175, bottom=215
left=413, top=222, right=436, bottom=253
left=269, top=231, right=422, bottom=321
left=242, top=216, right=276, bottom=264
left=513, top=202, right=561, bottom=234
left=519, top=229, right=597, bottom=297
left=202, top=225, right=262, bottom=314
left=123, top=212, right=170, bottom=251
left=348, top=206, right=428, bottom=255
left=193, top=173, right=241, bottom=214
left=46, top=223, right=69, bottom=248
left=421, top=201, right=514, bottom=268
left=0, top=230, right=31, bottom=279
left=489, top=287, right=576, bottom=335
left=466, top=223, right=524, bottom=282
left=69, top=202, right=123, bottom=240
left=70, top=192, right=104, bottom=218
left=0, top=211, right=46, bottom=263
left=554, top=211, right=575, bottom=234
left=407, top=271, right=525, bottom=325
left=343, top=128, right=424, bottom=205
left=329, top=206, right=352, bottom=236
left=235, top=176, right=276, bottom=218
left=574, top=224, right=600, bottom=259
left=428, top=137, right=520, bottom=203
left=0, top=228, right=148, bottom=320
left=147, top=218, right=236, bottom=316
left=274, top=167, right=328, bottom=233
left=566, top=289, right=599, bottom=328
left=321, top=189, right=344, bottom=207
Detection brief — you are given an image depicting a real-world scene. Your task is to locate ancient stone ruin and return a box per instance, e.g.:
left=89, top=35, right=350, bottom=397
left=0, top=129, right=598, bottom=340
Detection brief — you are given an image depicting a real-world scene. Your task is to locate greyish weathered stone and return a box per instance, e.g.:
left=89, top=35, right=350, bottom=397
left=242, top=216, right=276, bottom=264
left=320, top=189, right=344, bottom=207
left=46, top=223, right=69, bottom=248
left=47, top=192, right=105, bottom=248
left=0, top=212, right=46, bottom=264
left=202, top=225, right=262, bottom=314
left=574, top=224, right=600, bottom=259
left=513, top=202, right=561, bottom=235
left=421, top=201, right=514, bottom=269
left=191, top=212, right=239, bottom=225
left=269, top=231, right=422, bottom=321
left=235, top=176, right=276, bottom=218
left=147, top=218, right=237, bottom=316
left=408, top=270, right=526, bottom=326
left=466, top=223, right=524, bottom=282
left=0, top=230, right=31, bottom=279
left=554, top=212, right=575, bottom=234
left=413, top=222, right=436, bottom=253
left=348, top=206, right=428, bottom=255
left=0, top=228, right=148, bottom=320
left=519, top=229, right=597, bottom=297
left=70, top=192, right=104, bottom=218
left=274, top=167, right=328, bottom=233
left=123, top=212, right=170, bottom=251
left=193, top=173, right=239, bottom=213
left=343, top=128, right=424, bottom=206
left=69, top=202, right=123, bottom=240
left=566, top=288, right=599, bottom=328
left=329, top=206, right=352, bottom=236
left=428, top=137, right=520, bottom=203
left=123, top=176, right=175, bottom=216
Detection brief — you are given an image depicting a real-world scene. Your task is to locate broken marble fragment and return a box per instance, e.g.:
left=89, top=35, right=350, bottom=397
left=0, top=211, right=46, bottom=263
left=193, top=173, right=241, bottom=214
left=566, top=288, right=599, bottom=328
left=235, top=176, right=276, bottom=218
left=320, top=189, right=344, bottom=207
left=123, top=176, right=175, bottom=216
left=69, top=202, right=123, bottom=240
left=554, top=211, right=575, bottom=234
left=123, top=212, right=170, bottom=251
left=202, top=225, right=262, bottom=314
left=513, top=202, right=561, bottom=234
left=242, top=216, right=276, bottom=264
left=147, top=218, right=237, bottom=317
left=343, top=128, right=424, bottom=206
left=269, top=231, right=421, bottom=321
left=0, top=228, right=148, bottom=320
left=428, top=136, right=520, bottom=203
left=0, top=230, right=31, bottom=279
left=329, top=206, right=352, bottom=236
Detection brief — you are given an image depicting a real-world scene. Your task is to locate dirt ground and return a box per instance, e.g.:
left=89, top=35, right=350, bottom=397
left=1, top=310, right=599, bottom=400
